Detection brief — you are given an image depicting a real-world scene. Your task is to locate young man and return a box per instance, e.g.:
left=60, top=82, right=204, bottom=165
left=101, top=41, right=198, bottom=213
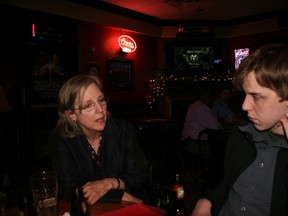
left=191, top=43, right=288, bottom=216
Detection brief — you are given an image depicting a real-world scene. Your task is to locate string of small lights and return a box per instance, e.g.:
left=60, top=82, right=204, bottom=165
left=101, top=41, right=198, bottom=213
left=147, top=70, right=233, bottom=110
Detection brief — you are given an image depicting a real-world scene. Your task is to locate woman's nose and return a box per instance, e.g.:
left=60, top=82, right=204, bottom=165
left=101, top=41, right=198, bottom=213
left=94, top=102, right=103, bottom=113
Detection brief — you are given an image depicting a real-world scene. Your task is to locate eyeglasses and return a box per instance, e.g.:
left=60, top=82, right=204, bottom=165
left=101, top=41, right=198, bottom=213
left=73, top=97, right=109, bottom=112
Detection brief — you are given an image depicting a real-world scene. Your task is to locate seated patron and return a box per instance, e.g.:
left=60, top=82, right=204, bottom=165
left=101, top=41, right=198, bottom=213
left=212, top=86, right=242, bottom=129
left=181, top=88, right=223, bottom=155
left=50, top=74, right=150, bottom=205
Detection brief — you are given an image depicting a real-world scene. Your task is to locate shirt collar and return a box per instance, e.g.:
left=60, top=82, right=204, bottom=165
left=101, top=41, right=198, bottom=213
left=239, top=123, right=288, bottom=149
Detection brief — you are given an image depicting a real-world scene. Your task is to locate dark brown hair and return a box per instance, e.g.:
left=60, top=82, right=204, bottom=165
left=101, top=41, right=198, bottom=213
left=234, top=43, right=288, bottom=100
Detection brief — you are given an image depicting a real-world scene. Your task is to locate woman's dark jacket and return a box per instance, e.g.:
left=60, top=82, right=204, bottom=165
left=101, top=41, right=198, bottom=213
left=50, top=116, right=150, bottom=202
left=206, top=119, right=288, bottom=215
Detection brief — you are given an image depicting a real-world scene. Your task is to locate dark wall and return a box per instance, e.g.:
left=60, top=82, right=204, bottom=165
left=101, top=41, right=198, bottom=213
left=0, top=4, right=28, bottom=111
left=0, top=4, right=78, bottom=174
left=0, top=4, right=78, bottom=110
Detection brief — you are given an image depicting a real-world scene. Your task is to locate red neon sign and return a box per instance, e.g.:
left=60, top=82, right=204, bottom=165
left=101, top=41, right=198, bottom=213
left=118, top=35, right=137, bottom=53
left=32, top=23, right=36, bottom=36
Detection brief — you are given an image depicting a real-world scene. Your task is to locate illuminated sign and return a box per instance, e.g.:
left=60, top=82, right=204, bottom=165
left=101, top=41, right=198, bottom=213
left=118, top=35, right=137, bottom=53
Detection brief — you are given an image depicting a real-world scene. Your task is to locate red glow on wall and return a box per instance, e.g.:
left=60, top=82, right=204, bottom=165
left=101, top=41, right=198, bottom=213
left=118, top=35, right=137, bottom=53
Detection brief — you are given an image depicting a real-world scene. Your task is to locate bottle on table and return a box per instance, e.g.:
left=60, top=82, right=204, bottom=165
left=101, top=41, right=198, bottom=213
left=18, top=192, right=35, bottom=216
left=166, top=173, right=188, bottom=216
left=70, top=186, right=88, bottom=216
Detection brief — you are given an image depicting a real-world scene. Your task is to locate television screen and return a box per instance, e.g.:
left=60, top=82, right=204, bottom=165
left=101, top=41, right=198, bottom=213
left=174, top=46, right=215, bottom=72
left=234, top=48, right=249, bottom=69
left=165, top=42, right=225, bottom=76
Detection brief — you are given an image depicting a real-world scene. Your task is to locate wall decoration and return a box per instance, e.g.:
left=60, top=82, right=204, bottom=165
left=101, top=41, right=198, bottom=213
left=106, top=58, right=134, bottom=90
left=87, top=61, right=100, bottom=76
left=29, top=20, right=77, bottom=106
left=31, top=50, right=71, bottom=105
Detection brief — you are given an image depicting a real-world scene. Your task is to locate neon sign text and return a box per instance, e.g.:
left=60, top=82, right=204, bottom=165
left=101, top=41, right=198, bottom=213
left=118, top=35, right=137, bottom=53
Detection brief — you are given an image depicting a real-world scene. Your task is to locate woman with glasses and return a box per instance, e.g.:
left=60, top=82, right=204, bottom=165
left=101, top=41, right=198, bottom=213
left=50, top=74, right=149, bottom=205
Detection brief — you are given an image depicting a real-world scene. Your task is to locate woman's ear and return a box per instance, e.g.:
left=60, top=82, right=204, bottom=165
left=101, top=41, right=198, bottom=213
left=64, top=110, right=77, bottom=122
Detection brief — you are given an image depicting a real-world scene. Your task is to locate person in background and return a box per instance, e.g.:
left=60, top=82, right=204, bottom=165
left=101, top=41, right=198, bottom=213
left=181, top=88, right=223, bottom=155
left=191, top=43, right=288, bottom=216
left=50, top=74, right=150, bottom=205
left=32, top=51, right=49, bottom=77
left=212, top=86, right=241, bottom=129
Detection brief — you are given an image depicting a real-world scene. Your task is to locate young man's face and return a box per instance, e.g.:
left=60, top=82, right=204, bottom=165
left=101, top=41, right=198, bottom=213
left=242, top=71, right=288, bottom=134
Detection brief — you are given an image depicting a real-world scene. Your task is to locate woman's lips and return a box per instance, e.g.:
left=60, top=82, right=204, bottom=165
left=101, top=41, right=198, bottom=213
left=96, top=116, right=105, bottom=123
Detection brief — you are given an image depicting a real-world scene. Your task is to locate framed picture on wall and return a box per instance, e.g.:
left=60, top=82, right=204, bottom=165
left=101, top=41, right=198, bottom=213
left=87, top=61, right=100, bottom=76
left=106, top=58, right=134, bottom=90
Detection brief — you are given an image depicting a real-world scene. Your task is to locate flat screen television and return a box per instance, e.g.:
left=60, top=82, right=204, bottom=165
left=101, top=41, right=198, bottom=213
left=165, top=43, right=223, bottom=76
left=174, top=46, right=214, bottom=70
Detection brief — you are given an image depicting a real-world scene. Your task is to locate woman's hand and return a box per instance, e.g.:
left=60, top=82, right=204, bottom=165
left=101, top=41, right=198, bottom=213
left=83, top=178, right=115, bottom=205
left=122, top=192, right=143, bottom=204
left=191, top=199, right=212, bottom=216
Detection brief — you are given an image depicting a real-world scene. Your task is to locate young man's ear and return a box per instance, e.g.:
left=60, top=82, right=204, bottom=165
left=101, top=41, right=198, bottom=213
left=64, top=110, right=77, bottom=122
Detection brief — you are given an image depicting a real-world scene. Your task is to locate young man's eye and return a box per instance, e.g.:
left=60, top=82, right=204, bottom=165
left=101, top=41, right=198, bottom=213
left=253, top=95, right=261, bottom=101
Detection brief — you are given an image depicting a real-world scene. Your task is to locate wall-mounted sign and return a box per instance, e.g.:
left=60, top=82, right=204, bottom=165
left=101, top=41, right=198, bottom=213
left=118, top=35, right=137, bottom=53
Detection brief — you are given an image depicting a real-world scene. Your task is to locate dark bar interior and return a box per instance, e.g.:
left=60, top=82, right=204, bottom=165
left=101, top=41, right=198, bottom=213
left=0, top=1, right=287, bottom=214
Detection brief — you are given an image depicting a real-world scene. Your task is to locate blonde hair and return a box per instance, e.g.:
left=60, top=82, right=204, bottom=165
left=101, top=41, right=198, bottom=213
left=57, top=74, right=104, bottom=137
